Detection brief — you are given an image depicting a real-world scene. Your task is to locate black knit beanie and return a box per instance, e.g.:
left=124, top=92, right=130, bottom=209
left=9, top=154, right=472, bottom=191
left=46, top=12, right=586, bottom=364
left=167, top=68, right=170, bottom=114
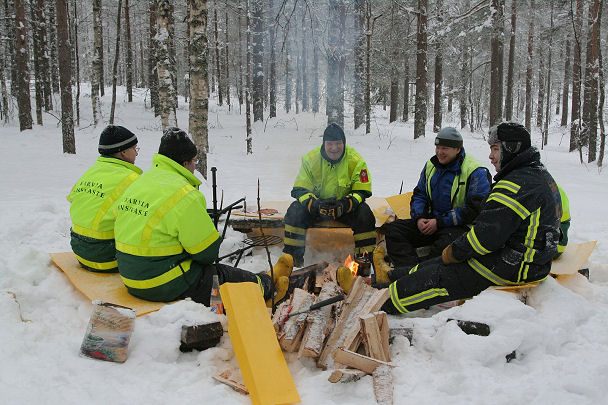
left=435, top=127, right=463, bottom=149
left=323, top=123, right=346, bottom=144
left=98, top=125, right=138, bottom=155
left=158, top=127, right=198, bottom=164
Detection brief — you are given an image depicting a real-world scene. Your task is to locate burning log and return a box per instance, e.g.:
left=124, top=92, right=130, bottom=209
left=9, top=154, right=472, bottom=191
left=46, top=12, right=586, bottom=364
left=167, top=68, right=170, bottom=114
left=299, top=281, right=342, bottom=358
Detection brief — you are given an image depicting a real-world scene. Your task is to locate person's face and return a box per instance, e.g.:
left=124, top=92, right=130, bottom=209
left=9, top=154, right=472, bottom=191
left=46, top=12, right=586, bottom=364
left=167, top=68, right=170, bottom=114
left=324, top=140, right=344, bottom=160
left=489, top=142, right=501, bottom=171
left=184, top=155, right=197, bottom=173
left=435, top=145, right=461, bottom=165
left=120, top=144, right=139, bottom=164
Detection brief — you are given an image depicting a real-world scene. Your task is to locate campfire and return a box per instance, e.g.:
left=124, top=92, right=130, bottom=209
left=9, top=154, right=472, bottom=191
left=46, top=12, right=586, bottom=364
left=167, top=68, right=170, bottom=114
left=343, top=254, right=359, bottom=276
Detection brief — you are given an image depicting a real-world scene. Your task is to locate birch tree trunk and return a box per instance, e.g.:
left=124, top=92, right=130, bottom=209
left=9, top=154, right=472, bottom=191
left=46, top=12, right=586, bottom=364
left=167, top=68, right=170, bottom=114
left=92, top=0, right=103, bottom=125
left=56, top=0, right=75, bottom=154
left=156, top=0, right=177, bottom=130
left=414, top=0, right=428, bottom=139
left=110, top=0, right=123, bottom=125
left=245, top=0, right=252, bottom=154
left=14, top=0, right=32, bottom=131
left=213, top=5, right=222, bottom=106
left=224, top=0, right=230, bottom=110
left=524, top=0, right=534, bottom=133
left=504, top=0, right=516, bottom=121
left=188, top=0, right=209, bottom=178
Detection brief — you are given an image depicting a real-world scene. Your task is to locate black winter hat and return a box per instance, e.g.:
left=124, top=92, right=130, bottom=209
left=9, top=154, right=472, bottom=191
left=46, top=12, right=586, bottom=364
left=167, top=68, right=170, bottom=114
left=435, top=127, right=463, bottom=149
left=488, top=122, right=531, bottom=169
left=158, top=127, right=198, bottom=164
left=323, top=123, right=346, bottom=144
left=98, top=125, right=138, bottom=155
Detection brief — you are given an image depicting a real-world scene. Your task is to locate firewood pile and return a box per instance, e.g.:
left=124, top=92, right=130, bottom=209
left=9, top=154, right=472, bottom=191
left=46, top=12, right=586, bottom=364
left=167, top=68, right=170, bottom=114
left=271, top=261, right=395, bottom=405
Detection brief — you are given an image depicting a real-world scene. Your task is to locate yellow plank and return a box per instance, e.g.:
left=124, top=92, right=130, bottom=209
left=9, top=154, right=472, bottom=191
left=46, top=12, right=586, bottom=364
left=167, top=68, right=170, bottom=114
left=220, top=282, right=300, bottom=405
left=385, top=193, right=413, bottom=220
left=550, top=241, right=597, bottom=275
left=49, top=252, right=168, bottom=316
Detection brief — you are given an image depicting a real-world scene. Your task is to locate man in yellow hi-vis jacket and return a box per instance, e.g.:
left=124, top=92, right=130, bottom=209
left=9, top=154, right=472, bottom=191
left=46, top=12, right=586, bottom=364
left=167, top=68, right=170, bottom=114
left=114, top=128, right=291, bottom=307
left=283, top=123, right=376, bottom=267
left=68, top=125, right=142, bottom=272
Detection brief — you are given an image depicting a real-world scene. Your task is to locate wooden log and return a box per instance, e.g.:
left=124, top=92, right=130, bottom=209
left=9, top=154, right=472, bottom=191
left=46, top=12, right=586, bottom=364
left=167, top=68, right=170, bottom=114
left=328, top=368, right=367, bottom=383
left=318, top=278, right=390, bottom=370
left=179, top=321, right=223, bottom=352
left=212, top=369, right=249, bottom=395
left=279, top=288, right=315, bottom=352
left=331, top=348, right=394, bottom=374
left=299, top=281, right=341, bottom=358
left=372, top=365, right=394, bottom=405
left=360, top=312, right=390, bottom=362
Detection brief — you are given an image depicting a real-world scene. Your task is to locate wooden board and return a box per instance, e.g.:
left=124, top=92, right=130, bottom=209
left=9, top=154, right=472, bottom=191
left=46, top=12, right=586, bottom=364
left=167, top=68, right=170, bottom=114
left=550, top=241, right=597, bottom=276
left=220, top=282, right=300, bottom=405
left=49, top=252, right=169, bottom=317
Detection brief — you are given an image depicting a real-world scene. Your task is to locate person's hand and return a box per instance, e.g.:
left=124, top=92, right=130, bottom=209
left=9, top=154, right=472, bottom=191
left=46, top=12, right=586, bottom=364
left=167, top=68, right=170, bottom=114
left=307, top=198, right=321, bottom=218
left=417, top=218, right=437, bottom=235
left=318, top=198, right=338, bottom=220
left=335, top=197, right=353, bottom=218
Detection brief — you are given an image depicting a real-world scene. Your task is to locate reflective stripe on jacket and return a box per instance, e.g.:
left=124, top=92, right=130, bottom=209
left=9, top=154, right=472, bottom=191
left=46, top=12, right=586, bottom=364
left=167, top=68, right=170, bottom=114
left=67, top=156, right=142, bottom=271
left=292, top=145, right=372, bottom=203
left=114, top=154, right=220, bottom=301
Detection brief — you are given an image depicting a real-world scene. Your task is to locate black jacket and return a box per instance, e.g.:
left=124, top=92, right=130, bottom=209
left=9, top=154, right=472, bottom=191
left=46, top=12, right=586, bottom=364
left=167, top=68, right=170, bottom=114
left=451, top=147, right=562, bottom=284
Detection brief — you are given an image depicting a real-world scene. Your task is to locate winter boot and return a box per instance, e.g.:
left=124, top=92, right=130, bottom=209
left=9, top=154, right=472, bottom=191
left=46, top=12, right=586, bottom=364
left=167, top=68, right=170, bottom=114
left=266, top=276, right=290, bottom=308
left=337, top=266, right=355, bottom=294
left=373, top=246, right=392, bottom=284
left=267, top=254, right=294, bottom=285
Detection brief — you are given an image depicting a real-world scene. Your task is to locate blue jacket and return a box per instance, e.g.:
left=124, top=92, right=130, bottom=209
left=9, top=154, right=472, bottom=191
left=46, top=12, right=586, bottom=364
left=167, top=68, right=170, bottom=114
left=410, top=149, right=491, bottom=228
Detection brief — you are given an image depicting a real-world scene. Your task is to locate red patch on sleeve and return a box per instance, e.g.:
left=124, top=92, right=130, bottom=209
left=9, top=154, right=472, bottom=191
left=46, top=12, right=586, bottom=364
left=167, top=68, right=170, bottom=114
left=359, top=169, right=369, bottom=183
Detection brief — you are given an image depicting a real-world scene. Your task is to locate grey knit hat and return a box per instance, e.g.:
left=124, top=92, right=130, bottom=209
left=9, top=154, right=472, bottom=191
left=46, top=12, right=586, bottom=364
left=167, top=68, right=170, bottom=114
left=435, top=127, right=463, bottom=149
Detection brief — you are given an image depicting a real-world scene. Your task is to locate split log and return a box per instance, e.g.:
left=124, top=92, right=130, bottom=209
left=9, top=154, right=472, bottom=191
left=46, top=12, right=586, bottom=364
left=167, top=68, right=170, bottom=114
left=318, top=278, right=390, bottom=370
left=331, top=347, right=394, bottom=374
left=279, top=288, right=315, bottom=352
left=360, top=311, right=390, bottom=362
left=299, top=281, right=341, bottom=358
left=372, top=365, right=394, bottom=405
left=212, top=369, right=249, bottom=395
left=328, top=368, right=367, bottom=383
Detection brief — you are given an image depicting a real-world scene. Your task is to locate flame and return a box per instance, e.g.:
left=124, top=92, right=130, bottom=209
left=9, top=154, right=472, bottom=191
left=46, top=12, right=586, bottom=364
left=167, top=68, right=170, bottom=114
left=343, top=254, right=359, bottom=277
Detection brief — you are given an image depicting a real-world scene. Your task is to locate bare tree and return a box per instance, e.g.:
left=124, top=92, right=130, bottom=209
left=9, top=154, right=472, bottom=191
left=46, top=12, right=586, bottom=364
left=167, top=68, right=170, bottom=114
left=432, top=0, right=444, bottom=132
left=570, top=0, right=583, bottom=152
left=14, top=0, right=32, bottom=131
left=582, top=0, right=601, bottom=162
left=489, top=0, right=504, bottom=127
left=560, top=35, right=571, bottom=126
left=524, top=0, right=534, bottom=132
left=245, top=0, right=252, bottom=154
left=353, top=0, right=365, bottom=129
left=56, top=0, right=75, bottom=154
left=149, top=0, right=160, bottom=115
left=188, top=0, right=209, bottom=177
left=504, top=0, right=516, bottom=121
left=30, top=0, right=44, bottom=125
left=156, top=0, right=177, bottom=129
left=224, top=0, right=230, bottom=109
left=109, top=0, right=123, bottom=124
left=252, top=0, right=264, bottom=121
left=125, top=0, right=133, bottom=102
left=414, top=0, right=428, bottom=139
left=542, top=0, right=554, bottom=146
left=92, top=0, right=103, bottom=125
left=326, top=0, right=345, bottom=127
left=268, top=0, right=276, bottom=118
left=536, top=47, right=545, bottom=128
left=213, top=3, right=222, bottom=105
left=72, top=0, right=80, bottom=126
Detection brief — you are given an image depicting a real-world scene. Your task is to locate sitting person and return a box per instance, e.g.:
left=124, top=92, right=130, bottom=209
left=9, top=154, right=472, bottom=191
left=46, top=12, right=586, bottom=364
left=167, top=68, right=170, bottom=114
left=555, top=184, right=570, bottom=258
left=339, top=122, right=562, bottom=314
left=113, top=128, right=292, bottom=307
left=67, top=125, right=142, bottom=272
left=283, top=123, right=376, bottom=267
left=383, top=127, right=491, bottom=267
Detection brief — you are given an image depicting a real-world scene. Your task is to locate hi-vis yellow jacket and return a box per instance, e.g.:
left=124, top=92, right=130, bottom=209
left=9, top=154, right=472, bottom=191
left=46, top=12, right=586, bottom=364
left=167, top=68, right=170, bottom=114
left=291, top=145, right=372, bottom=206
left=114, top=154, right=220, bottom=302
left=68, top=156, right=142, bottom=272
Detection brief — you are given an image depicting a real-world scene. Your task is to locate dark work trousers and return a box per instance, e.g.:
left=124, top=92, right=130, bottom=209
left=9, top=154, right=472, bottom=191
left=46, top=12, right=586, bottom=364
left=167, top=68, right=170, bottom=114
left=180, top=262, right=272, bottom=306
left=282, top=200, right=377, bottom=262
left=378, top=257, right=495, bottom=314
left=384, top=218, right=470, bottom=267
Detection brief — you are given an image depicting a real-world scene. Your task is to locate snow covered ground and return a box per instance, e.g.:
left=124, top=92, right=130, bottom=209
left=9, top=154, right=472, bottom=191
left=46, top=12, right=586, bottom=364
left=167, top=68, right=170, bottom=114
left=2, top=87, right=608, bottom=405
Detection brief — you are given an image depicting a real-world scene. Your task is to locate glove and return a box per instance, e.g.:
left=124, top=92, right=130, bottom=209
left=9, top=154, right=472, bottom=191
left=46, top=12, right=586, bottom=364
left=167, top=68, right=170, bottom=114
left=336, top=197, right=354, bottom=217
left=306, top=197, right=321, bottom=218
left=441, top=244, right=463, bottom=265
left=318, top=198, right=339, bottom=220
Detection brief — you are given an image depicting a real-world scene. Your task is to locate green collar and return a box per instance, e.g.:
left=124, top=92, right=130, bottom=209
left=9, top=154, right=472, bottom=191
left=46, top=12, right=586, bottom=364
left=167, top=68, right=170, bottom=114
left=152, top=153, right=202, bottom=188
left=97, top=156, right=143, bottom=175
